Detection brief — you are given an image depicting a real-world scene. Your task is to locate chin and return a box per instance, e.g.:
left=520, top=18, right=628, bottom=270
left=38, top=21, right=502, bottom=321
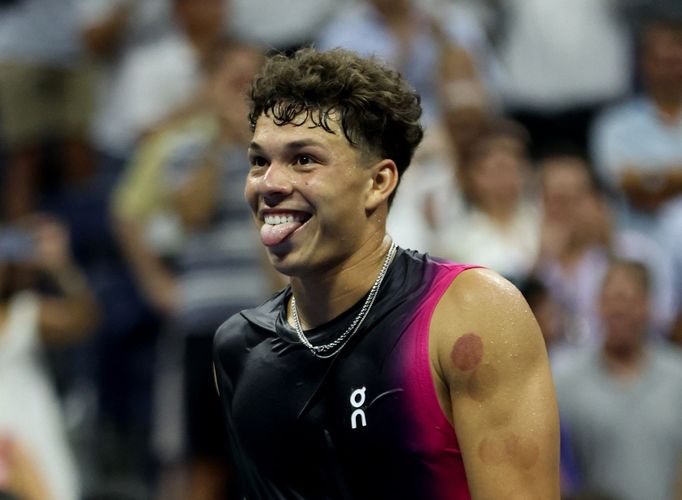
left=267, top=248, right=305, bottom=277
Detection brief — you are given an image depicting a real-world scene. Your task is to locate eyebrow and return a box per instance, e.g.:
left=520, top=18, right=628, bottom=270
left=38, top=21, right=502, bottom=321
left=248, top=139, right=326, bottom=153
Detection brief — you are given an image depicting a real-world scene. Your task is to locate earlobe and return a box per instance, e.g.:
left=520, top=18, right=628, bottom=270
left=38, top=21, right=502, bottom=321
left=366, top=159, right=398, bottom=211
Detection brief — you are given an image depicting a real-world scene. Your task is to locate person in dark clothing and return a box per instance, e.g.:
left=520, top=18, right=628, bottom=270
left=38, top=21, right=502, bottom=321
left=213, top=48, right=559, bottom=499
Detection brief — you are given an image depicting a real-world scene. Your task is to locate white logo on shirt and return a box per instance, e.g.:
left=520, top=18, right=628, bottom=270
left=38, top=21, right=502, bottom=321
left=350, top=386, right=367, bottom=429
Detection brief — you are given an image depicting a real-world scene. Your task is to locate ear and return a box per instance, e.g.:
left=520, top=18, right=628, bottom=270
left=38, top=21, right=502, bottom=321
left=365, top=159, right=399, bottom=212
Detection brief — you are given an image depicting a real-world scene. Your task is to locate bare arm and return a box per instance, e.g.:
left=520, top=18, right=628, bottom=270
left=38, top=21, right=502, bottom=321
left=26, top=219, right=99, bottom=346
left=0, top=436, right=51, bottom=500
left=431, top=268, right=560, bottom=499
left=112, top=215, right=178, bottom=315
left=81, top=1, right=133, bottom=58
left=168, top=149, right=222, bottom=229
left=620, top=166, right=682, bottom=213
left=110, top=133, right=181, bottom=315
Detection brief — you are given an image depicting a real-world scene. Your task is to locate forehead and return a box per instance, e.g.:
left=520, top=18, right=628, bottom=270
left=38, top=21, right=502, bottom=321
left=542, top=160, right=589, bottom=188
left=603, top=267, right=646, bottom=295
left=215, top=48, right=261, bottom=73
left=251, top=112, right=354, bottom=152
left=644, top=25, right=682, bottom=49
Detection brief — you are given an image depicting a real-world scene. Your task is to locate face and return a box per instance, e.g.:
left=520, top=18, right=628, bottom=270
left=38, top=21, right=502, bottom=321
left=175, top=0, right=224, bottom=37
left=468, top=137, right=526, bottom=211
left=245, top=114, right=380, bottom=277
left=641, top=25, right=682, bottom=93
left=210, top=48, right=263, bottom=128
left=534, top=294, right=565, bottom=348
left=600, top=266, right=649, bottom=353
left=369, top=0, right=410, bottom=16
left=540, top=158, right=592, bottom=227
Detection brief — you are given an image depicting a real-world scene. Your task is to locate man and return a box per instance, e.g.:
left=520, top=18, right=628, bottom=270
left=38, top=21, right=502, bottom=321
left=112, top=40, right=273, bottom=499
left=555, top=259, right=682, bottom=500
left=213, top=48, right=559, bottom=499
left=591, top=10, right=682, bottom=227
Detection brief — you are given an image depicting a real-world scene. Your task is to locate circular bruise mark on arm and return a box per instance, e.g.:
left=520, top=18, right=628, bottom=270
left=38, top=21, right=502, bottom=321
left=451, top=332, right=484, bottom=372
left=504, top=434, right=540, bottom=470
left=467, top=364, right=499, bottom=402
left=478, top=437, right=506, bottom=466
left=478, top=433, right=540, bottom=471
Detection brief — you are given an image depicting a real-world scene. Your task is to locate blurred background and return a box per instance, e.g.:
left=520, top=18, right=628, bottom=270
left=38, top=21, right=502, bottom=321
left=0, top=0, right=680, bottom=499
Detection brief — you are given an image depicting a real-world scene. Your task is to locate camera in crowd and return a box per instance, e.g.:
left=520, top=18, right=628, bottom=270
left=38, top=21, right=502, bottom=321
left=0, top=227, right=34, bottom=263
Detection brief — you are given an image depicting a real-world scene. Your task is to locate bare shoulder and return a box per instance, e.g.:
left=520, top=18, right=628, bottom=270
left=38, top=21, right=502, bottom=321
left=430, top=268, right=560, bottom=498
left=431, top=267, right=545, bottom=373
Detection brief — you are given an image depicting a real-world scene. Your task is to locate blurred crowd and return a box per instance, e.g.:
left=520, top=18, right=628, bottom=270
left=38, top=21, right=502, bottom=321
left=0, top=0, right=680, bottom=499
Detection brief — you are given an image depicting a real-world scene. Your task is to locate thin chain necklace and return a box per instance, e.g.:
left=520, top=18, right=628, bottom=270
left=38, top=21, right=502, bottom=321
left=290, top=241, right=398, bottom=359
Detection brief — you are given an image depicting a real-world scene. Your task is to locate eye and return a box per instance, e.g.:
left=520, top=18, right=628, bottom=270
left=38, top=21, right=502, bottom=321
left=295, top=154, right=316, bottom=166
left=249, top=155, right=268, bottom=167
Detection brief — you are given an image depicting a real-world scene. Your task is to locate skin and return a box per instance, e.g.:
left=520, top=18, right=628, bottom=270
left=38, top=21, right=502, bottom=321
left=431, top=268, right=560, bottom=498
left=245, top=114, right=397, bottom=328
left=0, top=217, right=99, bottom=345
left=246, top=112, right=560, bottom=498
left=113, top=45, right=273, bottom=314
left=0, top=437, right=51, bottom=500
left=615, top=25, right=682, bottom=211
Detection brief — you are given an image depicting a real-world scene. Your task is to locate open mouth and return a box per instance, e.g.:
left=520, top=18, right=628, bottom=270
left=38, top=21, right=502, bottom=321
left=260, top=211, right=312, bottom=247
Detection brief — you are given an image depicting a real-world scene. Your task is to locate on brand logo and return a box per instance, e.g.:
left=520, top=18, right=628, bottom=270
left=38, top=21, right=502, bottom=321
left=350, top=387, right=367, bottom=429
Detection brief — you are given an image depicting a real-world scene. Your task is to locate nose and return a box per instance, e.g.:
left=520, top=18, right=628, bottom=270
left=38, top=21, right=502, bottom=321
left=255, top=162, right=295, bottom=205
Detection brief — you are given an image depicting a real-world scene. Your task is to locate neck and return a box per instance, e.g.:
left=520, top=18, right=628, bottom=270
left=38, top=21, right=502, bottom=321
left=602, top=343, right=646, bottom=380
left=483, top=201, right=517, bottom=225
left=651, top=91, right=682, bottom=123
left=557, top=235, right=590, bottom=267
left=186, top=29, right=219, bottom=58
left=289, top=234, right=394, bottom=329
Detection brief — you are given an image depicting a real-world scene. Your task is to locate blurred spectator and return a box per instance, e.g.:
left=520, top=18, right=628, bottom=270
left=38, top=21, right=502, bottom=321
left=520, top=277, right=571, bottom=368
left=229, top=0, right=340, bottom=52
left=491, top=0, right=633, bottom=158
left=316, top=0, right=491, bottom=126
left=387, top=129, right=467, bottom=253
left=519, top=277, right=582, bottom=497
left=0, top=217, right=99, bottom=500
left=81, top=0, right=227, bottom=170
left=112, top=40, right=274, bottom=500
left=437, top=119, right=540, bottom=285
left=76, top=0, right=173, bottom=178
left=59, top=3, right=229, bottom=495
left=387, top=60, right=493, bottom=254
left=535, top=151, right=677, bottom=344
left=554, top=259, right=682, bottom=500
left=0, top=0, right=95, bottom=220
left=658, top=197, right=682, bottom=347
left=591, top=9, right=682, bottom=233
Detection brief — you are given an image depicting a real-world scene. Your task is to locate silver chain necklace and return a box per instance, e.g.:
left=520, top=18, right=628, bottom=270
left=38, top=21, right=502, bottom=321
left=290, top=241, right=398, bottom=359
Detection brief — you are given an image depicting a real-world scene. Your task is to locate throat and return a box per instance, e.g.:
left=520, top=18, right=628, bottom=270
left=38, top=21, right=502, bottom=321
left=288, top=241, right=397, bottom=357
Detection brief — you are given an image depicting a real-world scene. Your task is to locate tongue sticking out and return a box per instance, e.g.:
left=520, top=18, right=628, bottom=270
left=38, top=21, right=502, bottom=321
left=260, top=221, right=303, bottom=247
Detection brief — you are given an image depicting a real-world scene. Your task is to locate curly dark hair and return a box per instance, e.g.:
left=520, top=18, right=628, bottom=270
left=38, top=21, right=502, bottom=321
left=248, top=47, right=424, bottom=197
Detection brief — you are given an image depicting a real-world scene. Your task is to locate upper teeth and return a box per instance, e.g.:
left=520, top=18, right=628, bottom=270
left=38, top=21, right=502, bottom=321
left=264, top=214, right=305, bottom=225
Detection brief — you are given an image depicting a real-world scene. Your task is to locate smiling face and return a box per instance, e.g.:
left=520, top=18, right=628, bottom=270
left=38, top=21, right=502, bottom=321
left=599, top=263, right=650, bottom=356
left=468, top=137, right=526, bottom=213
left=245, top=113, right=390, bottom=277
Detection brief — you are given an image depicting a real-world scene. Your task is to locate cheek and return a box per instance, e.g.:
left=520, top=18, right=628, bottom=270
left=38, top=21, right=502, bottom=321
left=243, top=178, right=258, bottom=212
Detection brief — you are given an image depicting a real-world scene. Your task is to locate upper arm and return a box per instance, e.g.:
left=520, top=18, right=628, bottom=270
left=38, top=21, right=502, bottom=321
left=39, top=294, right=99, bottom=345
left=432, top=268, right=560, bottom=499
left=111, top=135, right=167, bottom=222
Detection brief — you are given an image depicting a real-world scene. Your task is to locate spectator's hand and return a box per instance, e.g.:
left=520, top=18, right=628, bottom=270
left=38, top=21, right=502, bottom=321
left=621, top=168, right=672, bottom=213
left=28, top=216, right=75, bottom=274
left=147, top=275, right=180, bottom=316
left=0, top=436, right=50, bottom=500
left=538, top=219, right=571, bottom=263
